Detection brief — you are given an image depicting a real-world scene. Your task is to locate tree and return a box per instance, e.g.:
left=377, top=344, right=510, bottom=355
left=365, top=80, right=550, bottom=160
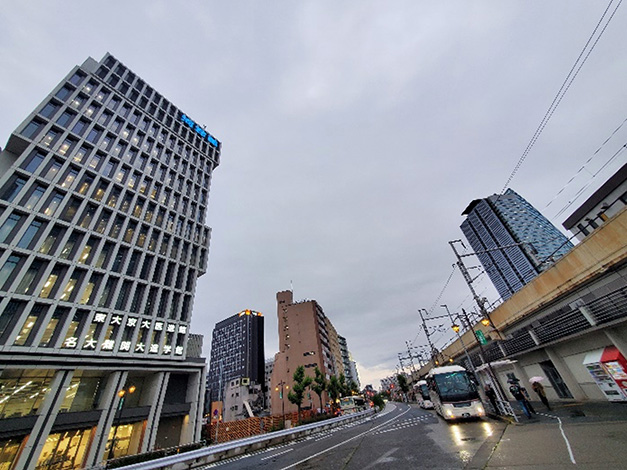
left=372, top=393, right=386, bottom=411
left=311, top=367, right=327, bottom=414
left=327, top=376, right=341, bottom=413
left=338, top=373, right=350, bottom=397
left=287, top=366, right=313, bottom=424
left=397, top=374, right=410, bottom=402
left=349, top=380, right=359, bottom=395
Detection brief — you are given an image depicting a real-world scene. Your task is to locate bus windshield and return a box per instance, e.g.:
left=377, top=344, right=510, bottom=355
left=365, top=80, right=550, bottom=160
left=419, top=384, right=430, bottom=400
left=433, top=371, right=479, bottom=402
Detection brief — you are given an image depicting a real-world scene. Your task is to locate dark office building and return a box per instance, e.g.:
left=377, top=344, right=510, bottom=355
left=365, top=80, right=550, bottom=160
left=207, top=310, right=265, bottom=403
left=0, top=53, right=221, bottom=469
left=461, top=188, right=573, bottom=301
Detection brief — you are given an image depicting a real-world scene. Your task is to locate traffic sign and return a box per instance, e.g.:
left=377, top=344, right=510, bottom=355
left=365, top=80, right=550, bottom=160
left=475, top=330, right=488, bottom=345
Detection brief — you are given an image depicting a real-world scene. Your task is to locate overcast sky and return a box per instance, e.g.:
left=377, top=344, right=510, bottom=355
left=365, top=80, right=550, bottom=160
left=1, top=1, right=625, bottom=388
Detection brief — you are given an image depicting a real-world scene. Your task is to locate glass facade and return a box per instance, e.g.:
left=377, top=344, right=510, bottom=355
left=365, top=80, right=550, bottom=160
left=461, top=189, right=574, bottom=301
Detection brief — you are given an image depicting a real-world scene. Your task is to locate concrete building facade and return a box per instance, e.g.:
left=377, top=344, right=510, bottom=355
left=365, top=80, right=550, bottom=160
left=270, top=291, right=339, bottom=415
left=0, top=53, right=220, bottom=469
left=563, top=163, right=627, bottom=242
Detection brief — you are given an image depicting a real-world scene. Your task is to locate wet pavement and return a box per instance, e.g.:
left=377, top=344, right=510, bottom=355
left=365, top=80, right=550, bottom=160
left=469, top=400, right=627, bottom=469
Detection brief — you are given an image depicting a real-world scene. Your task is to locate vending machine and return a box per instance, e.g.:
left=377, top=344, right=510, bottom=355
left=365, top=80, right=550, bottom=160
left=583, top=347, right=627, bottom=402
left=600, top=346, right=627, bottom=398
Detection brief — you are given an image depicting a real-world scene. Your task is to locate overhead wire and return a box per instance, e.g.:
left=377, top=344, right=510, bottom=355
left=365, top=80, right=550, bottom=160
left=544, top=116, right=627, bottom=211
left=553, top=142, right=627, bottom=219
left=500, top=0, right=622, bottom=194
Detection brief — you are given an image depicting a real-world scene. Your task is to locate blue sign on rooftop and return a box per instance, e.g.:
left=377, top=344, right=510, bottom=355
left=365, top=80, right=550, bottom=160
left=181, top=114, right=218, bottom=148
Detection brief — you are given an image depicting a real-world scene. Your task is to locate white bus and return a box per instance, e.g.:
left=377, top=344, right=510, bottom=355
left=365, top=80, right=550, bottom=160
left=426, top=365, right=485, bottom=420
left=339, top=396, right=367, bottom=414
left=415, top=380, right=433, bottom=409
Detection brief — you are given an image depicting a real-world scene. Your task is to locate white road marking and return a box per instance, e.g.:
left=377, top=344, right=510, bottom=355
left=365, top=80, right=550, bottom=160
left=538, top=413, right=576, bottom=465
left=278, top=404, right=412, bottom=470
left=362, top=447, right=399, bottom=469
left=260, top=448, right=293, bottom=460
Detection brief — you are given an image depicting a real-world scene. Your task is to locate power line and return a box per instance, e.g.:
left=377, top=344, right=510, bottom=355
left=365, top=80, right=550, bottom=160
left=501, top=0, right=622, bottom=194
left=545, top=116, right=627, bottom=211
left=553, top=142, right=627, bottom=219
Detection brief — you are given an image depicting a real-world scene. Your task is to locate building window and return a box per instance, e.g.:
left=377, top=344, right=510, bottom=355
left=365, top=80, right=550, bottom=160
left=42, top=191, right=65, bottom=216
left=1, top=177, right=27, bottom=202
left=0, top=213, right=22, bottom=244
left=22, top=119, right=44, bottom=139
left=17, top=220, right=43, bottom=249
left=0, top=255, right=22, bottom=290
left=40, top=101, right=60, bottom=118
left=38, top=307, right=68, bottom=347
left=39, top=267, right=63, bottom=298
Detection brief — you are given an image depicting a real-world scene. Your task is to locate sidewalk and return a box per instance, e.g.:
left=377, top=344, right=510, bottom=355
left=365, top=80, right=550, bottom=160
left=469, top=400, right=627, bottom=469
left=511, top=398, right=627, bottom=423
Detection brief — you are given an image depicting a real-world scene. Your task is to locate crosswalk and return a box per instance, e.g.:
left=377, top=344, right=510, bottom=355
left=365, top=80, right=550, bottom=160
left=371, top=414, right=436, bottom=435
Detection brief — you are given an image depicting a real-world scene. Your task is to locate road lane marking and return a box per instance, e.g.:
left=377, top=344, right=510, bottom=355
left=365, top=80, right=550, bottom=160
left=538, top=413, right=576, bottom=465
left=260, top=448, right=293, bottom=460
left=278, top=405, right=412, bottom=470
left=362, top=447, right=399, bottom=469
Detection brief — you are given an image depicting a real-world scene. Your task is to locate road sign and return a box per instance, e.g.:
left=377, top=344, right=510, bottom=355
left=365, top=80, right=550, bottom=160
left=475, top=330, right=488, bottom=345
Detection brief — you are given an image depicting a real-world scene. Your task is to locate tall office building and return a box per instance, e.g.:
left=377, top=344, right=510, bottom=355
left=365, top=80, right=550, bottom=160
left=461, top=189, right=573, bottom=301
left=207, top=310, right=265, bottom=405
left=271, top=291, right=340, bottom=414
left=0, top=53, right=220, bottom=469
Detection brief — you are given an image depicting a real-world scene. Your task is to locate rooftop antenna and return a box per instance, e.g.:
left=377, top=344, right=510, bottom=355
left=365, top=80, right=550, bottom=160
left=290, top=280, right=294, bottom=293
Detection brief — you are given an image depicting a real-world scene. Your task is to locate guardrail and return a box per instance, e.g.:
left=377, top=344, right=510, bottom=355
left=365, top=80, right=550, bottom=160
left=101, top=409, right=374, bottom=470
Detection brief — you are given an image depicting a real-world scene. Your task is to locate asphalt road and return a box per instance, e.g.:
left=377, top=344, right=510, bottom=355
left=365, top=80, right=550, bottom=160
left=199, top=403, right=506, bottom=470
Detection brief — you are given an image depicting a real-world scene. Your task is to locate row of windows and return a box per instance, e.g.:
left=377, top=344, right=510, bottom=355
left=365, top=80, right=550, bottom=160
left=25, top=104, right=211, bottom=212
left=0, top=251, right=194, bottom=321
left=11, top=151, right=209, bottom=241
left=0, top=300, right=188, bottom=357
left=0, top=208, right=206, bottom=282
left=0, top=173, right=209, bottom=267
left=0, top=220, right=198, bottom=289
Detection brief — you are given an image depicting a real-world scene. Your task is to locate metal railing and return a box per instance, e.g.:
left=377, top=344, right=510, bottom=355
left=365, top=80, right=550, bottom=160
left=89, top=409, right=374, bottom=470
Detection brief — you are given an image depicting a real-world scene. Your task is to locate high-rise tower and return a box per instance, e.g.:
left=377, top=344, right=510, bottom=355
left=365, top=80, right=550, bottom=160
left=461, top=189, right=573, bottom=301
left=0, top=53, right=220, bottom=469
left=207, top=310, right=265, bottom=405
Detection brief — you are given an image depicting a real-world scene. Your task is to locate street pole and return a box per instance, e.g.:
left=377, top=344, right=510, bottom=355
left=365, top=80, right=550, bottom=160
left=440, top=304, right=476, bottom=376
left=418, top=308, right=438, bottom=366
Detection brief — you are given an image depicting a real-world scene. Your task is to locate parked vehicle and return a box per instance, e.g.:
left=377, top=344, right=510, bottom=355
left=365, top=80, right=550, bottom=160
left=416, top=380, right=433, bottom=409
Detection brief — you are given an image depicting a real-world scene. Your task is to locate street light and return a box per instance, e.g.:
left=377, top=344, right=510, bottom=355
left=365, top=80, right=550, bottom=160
left=275, top=381, right=289, bottom=428
left=108, top=384, right=136, bottom=461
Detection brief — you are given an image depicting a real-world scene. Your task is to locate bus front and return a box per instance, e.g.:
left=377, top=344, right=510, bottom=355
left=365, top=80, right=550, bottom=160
left=431, top=369, right=485, bottom=420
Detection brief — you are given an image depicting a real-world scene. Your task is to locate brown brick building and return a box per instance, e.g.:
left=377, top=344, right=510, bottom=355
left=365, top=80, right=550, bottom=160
left=270, top=291, right=340, bottom=414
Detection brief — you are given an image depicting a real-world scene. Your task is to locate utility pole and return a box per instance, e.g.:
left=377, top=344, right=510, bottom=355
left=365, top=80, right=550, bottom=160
left=440, top=304, right=476, bottom=375
left=405, top=341, right=417, bottom=376
left=418, top=308, right=438, bottom=366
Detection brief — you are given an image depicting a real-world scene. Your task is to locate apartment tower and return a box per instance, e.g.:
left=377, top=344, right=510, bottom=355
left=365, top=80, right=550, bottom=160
left=270, top=291, right=338, bottom=414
